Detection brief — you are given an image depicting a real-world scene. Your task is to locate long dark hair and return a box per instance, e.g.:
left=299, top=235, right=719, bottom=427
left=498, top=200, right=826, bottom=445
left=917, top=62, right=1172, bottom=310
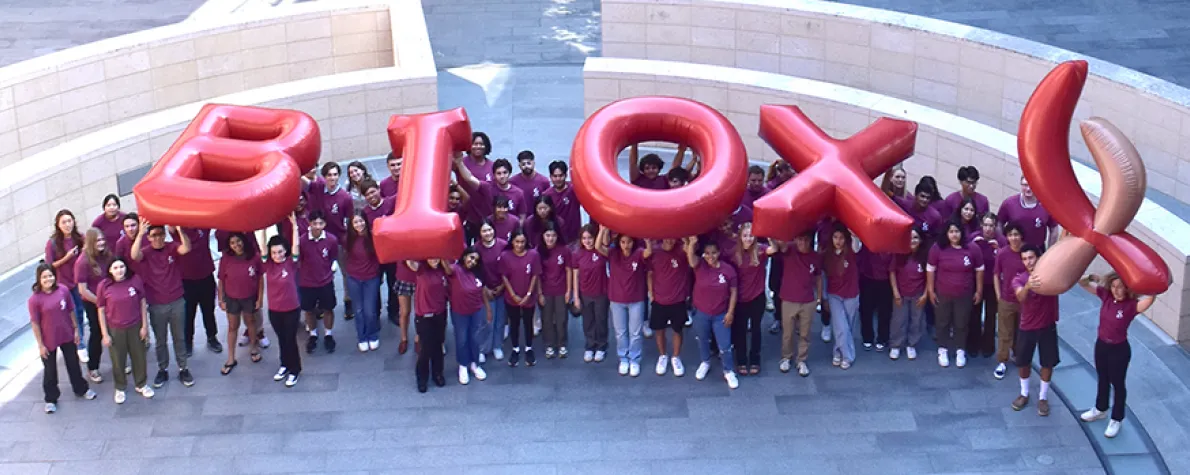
left=917, top=176, right=943, bottom=202
left=461, top=246, right=484, bottom=279
left=908, top=225, right=930, bottom=264
left=51, top=209, right=84, bottom=256
left=541, top=220, right=560, bottom=249
left=822, top=222, right=853, bottom=278
left=226, top=232, right=254, bottom=260
left=106, top=257, right=136, bottom=281
left=266, top=235, right=291, bottom=258
left=345, top=211, right=376, bottom=259
left=953, top=196, right=978, bottom=224
left=533, top=195, right=557, bottom=222
left=345, top=160, right=373, bottom=194
left=938, top=220, right=966, bottom=249
left=508, top=226, right=528, bottom=254
left=31, top=263, right=57, bottom=293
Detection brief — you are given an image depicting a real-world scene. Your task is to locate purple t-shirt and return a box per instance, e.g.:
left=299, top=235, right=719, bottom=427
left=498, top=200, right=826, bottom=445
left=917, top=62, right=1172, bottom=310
left=780, top=249, right=822, bottom=303
left=45, top=238, right=80, bottom=288
left=138, top=242, right=185, bottom=305
left=632, top=174, right=669, bottom=190
left=906, top=204, right=943, bottom=237
left=571, top=247, right=609, bottom=297
left=824, top=250, right=859, bottom=299
left=73, top=254, right=109, bottom=296
left=858, top=247, right=892, bottom=281
left=608, top=247, right=647, bottom=303
left=29, top=286, right=75, bottom=351
left=263, top=259, right=300, bottom=312
left=893, top=255, right=926, bottom=297
left=540, top=245, right=570, bottom=297
left=363, top=196, right=395, bottom=227
left=171, top=228, right=215, bottom=280
left=217, top=254, right=262, bottom=300
left=297, top=232, right=339, bottom=288
left=734, top=245, right=769, bottom=302
left=1012, top=271, right=1059, bottom=330
left=692, top=261, right=737, bottom=316
left=522, top=216, right=566, bottom=250
left=476, top=239, right=507, bottom=288
left=509, top=171, right=551, bottom=201
left=997, top=194, right=1056, bottom=248
left=465, top=155, right=494, bottom=182
left=379, top=175, right=400, bottom=198
left=344, top=238, right=379, bottom=281
left=499, top=249, right=541, bottom=308
left=307, top=175, right=353, bottom=241
left=543, top=184, right=581, bottom=243
left=215, top=230, right=260, bottom=256
left=1096, top=286, right=1139, bottom=344
left=739, top=185, right=770, bottom=210
left=414, top=264, right=449, bottom=315
left=648, top=245, right=692, bottom=305
left=993, top=247, right=1026, bottom=302
left=92, top=212, right=126, bottom=249
left=941, top=191, right=990, bottom=220
left=96, top=276, right=146, bottom=329
left=927, top=243, right=984, bottom=298
left=449, top=263, right=487, bottom=315
left=970, top=232, right=1005, bottom=288
left=492, top=214, right=521, bottom=242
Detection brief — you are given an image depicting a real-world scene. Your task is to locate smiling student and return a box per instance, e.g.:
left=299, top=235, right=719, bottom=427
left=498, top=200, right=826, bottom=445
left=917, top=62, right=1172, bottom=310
left=74, top=228, right=111, bottom=382
left=264, top=218, right=303, bottom=388
left=684, top=237, right=740, bottom=389
left=96, top=258, right=153, bottom=403
left=46, top=210, right=87, bottom=363
left=130, top=218, right=194, bottom=388
left=92, top=194, right=126, bottom=248
left=217, top=232, right=264, bottom=374
left=572, top=225, right=611, bottom=363
left=448, top=247, right=490, bottom=384
left=298, top=211, right=339, bottom=354
left=29, top=263, right=97, bottom=413
left=408, top=258, right=450, bottom=392
left=499, top=228, right=542, bottom=367
left=644, top=237, right=691, bottom=377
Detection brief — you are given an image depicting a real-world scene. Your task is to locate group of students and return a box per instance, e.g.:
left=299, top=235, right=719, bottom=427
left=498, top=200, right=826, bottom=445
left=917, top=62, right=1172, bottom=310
left=28, top=132, right=1155, bottom=437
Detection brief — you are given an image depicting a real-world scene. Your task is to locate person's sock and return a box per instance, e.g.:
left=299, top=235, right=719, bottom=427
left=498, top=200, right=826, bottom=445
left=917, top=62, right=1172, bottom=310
left=1020, top=378, right=1030, bottom=398
left=325, top=329, right=333, bottom=336
left=310, top=330, right=317, bottom=337
left=1039, top=380, right=1050, bottom=401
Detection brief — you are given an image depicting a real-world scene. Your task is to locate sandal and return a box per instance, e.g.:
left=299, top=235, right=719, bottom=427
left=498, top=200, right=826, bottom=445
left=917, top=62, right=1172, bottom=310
left=398, top=339, right=409, bottom=355
left=250, top=351, right=262, bottom=363
left=749, top=365, right=760, bottom=375
left=736, top=365, right=748, bottom=375
left=221, top=361, right=238, bottom=375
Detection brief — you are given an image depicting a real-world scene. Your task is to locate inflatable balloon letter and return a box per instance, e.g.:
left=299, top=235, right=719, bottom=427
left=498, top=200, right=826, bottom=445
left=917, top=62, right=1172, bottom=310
left=751, top=105, right=916, bottom=253
left=133, top=104, right=320, bottom=232
left=372, top=108, right=471, bottom=263
left=570, top=96, right=747, bottom=238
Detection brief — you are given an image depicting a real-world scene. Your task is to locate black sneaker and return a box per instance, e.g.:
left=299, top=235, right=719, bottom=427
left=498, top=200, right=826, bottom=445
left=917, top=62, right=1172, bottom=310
left=207, top=337, right=223, bottom=354
left=179, top=369, right=195, bottom=387
left=184, top=342, right=194, bottom=358
left=344, top=300, right=354, bottom=321
left=324, top=335, right=337, bottom=353
left=153, top=370, right=168, bottom=388
left=306, top=336, right=318, bottom=354
left=433, top=373, right=446, bottom=387
left=525, top=348, right=537, bottom=366
left=508, top=349, right=520, bottom=367
left=417, top=382, right=428, bottom=393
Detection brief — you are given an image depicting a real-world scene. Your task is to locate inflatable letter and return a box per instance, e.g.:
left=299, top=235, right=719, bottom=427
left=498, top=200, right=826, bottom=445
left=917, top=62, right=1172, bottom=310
left=133, top=104, right=320, bottom=231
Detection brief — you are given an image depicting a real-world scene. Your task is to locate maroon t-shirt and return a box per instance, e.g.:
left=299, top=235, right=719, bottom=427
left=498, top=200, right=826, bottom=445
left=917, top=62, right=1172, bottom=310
left=28, top=286, right=75, bottom=351
left=927, top=243, right=984, bottom=298
left=498, top=249, right=541, bottom=308
left=571, top=247, right=609, bottom=297
left=824, top=250, right=859, bottom=299
left=522, top=215, right=566, bottom=250
left=692, top=261, right=737, bottom=316
left=857, top=247, right=892, bottom=281
left=632, top=174, right=669, bottom=190
left=414, top=264, right=449, bottom=315
left=543, top=184, right=581, bottom=243
left=465, top=155, right=494, bottom=182
left=363, top=196, right=395, bottom=227
left=649, top=246, right=692, bottom=305
left=448, top=263, right=487, bottom=315
left=215, top=230, right=259, bottom=256
left=940, top=191, right=990, bottom=220
left=491, top=215, right=521, bottom=242
left=344, top=238, right=379, bottom=281
left=73, top=254, right=109, bottom=296
left=893, top=254, right=926, bottom=297
left=780, top=249, right=822, bottom=303
left=297, top=232, right=338, bottom=288
left=263, top=259, right=300, bottom=312
left=906, top=205, right=943, bottom=238
left=970, top=232, right=1005, bottom=288
left=379, top=175, right=400, bottom=198
left=476, top=239, right=507, bottom=288
left=509, top=171, right=551, bottom=201
left=45, top=239, right=80, bottom=288
left=607, top=247, right=647, bottom=303
left=307, top=176, right=353, bottom=241
left=1096, top=286, right=1139, bottom=344
left=540, top=245, right=570, bottom=297
left=96, top=276, right=146, bottom=329
left=1012, top=271, right=1059, bottom=330
left=997, top=194, right=1056, bottom=248
left=733, top=245, right=769, bottom=302
left=91, top=212, right=126, bottom=249
left=138, top=242, right=185, bottom=305
left=993, top=247, right=1026, bottom=302
left=739, top=185, right=770, bottom=210
left=171, top=228, right=215, bottom=280
left=217, top=254, right=262, bottom=300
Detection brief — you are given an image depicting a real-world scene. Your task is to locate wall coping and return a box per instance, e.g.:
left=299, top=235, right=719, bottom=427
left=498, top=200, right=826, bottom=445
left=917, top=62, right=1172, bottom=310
left=585, top=56, right=1190, bottom=257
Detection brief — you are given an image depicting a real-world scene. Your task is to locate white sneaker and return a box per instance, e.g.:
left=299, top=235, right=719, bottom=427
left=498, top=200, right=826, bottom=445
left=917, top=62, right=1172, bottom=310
left=114, top=390, right=126, bottom=405
left=821, top=325, right=832, bottom=342
left=135, top=386, right=154, bottom=399
left=471, top=363, right=487, bottom=381
left=259, top=336, right=271, bottom=348
left=955, top=350, right=967, bottom=368
left=273, top=367, right=287, bottom=381
left=284, top=374, right=299, bottom=387
left=937, top=348, right=950, bottom=368
left=559, top=347, right=568, bottom=358
left=840, top=360, right=851, bottom=370
left=1105, top=420, right=1122, bottom=438
left=889, top=348, right=901, bottom=360
left=357, top=342, right=369, bottom=353
left=629, top=362, right=641, bottom=377
left=238, top=334, right=249, bottom=346
left=478, top=352, right=487, bottom=364
left=82, top=389, right=96, bottom=400
left=88, top=369, right=103, bottom=383
left=724, top=371, right=739, bottom=389
left=594, top=350, right=606, bottom=362
left=994, top=362, right=1007, bottom=380
left=79, top=349, right=89, bottom=364
left=779, top=359, right=791, bottom=373
left=695, top=362, right=711, bottom=380
left=583, top=350, right=594, bottom=362
left=494, top=348, right=505, bottom=361
left=44, top=403, right=57, bottom=414
left=671, top=357, right=685, bottom=377
left=643, top=327, right=654, bottom=338
left=545, top=347, right=556, bottom=359
left=656, top=355, right=669, bottom=375
left=797, top=362, right=810, bottom=377
left=368, top=339, right=380, bottom=351
left=832, top=356, right=842, bottom=366
left=906, top=347, right=917, bottom=360
left=458, top=365, right=470, bottom=385
left=685, top=314, right=693, bottom=327
left=1081, top=408, right=1107, bottom=422
left=618, top=360, right=630, bottom=376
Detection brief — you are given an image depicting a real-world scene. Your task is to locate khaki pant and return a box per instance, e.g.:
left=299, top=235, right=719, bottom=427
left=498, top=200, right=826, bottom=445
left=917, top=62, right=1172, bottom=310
left=996, top=299, right=1021, bottom=363
left=781, top=301, right=816, bottom=362
left=109, top=325, right=148, bottom=390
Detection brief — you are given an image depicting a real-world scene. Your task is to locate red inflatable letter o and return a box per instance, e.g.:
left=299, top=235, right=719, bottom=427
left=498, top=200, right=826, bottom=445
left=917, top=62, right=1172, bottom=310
left=571, top=97, right=747, bottom=238
left=372, top=108, right=471, bottom=263
left=133, top=104, right=320, bottom=232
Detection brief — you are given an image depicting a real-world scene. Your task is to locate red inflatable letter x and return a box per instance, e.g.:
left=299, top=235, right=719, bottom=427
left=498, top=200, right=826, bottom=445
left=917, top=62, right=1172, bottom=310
left=752, top=106, right=916, bottom=253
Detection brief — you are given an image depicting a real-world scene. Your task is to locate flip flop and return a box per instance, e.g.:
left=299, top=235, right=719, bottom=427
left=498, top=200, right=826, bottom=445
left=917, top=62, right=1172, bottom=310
left=250, top=352, right=262, bottom=363
left=736, top=365, right=748, bottom=375
left=221, top=361, right=238, bottom=375
left=749, top=365, right=760, bottom=375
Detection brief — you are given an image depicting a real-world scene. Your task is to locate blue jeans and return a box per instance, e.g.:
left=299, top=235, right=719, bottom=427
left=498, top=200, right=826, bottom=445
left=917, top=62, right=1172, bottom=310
left=69, top=288, right=86, bottom=349
left=345, top=276, right=380, bottom=343
left=693, top=310, right=734, bottom=370
left=452, top=309, right=484, bottom=366
left=479, top=296, right=507, bottom=355
left=610, top=300, right=644, bottom=363
left=828, top=294, right=860, bottom=363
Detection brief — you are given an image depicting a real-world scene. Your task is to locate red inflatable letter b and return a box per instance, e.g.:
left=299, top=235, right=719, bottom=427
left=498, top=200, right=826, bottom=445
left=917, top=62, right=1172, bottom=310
left=133, top=104, right=320, bottom=232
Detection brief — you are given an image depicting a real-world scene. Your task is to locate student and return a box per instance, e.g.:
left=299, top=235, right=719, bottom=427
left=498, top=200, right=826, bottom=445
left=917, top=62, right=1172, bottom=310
left=766, top=160, right=794, bottom=190
left=766, top=237, right=785, bottom=336
left=408, top=259, right=450, bottom=392
left=992, top=224, right=1027, bottom=380
left=857, top=238, right=893, bottom=352
left=684, top=238, right=740, bottom=389
left=777, top=231, right=822, bottom=377
left=305, top=163, right=354, bottom=320
left=298, top=211, right=339, bottom=354
left=448, top=247, right=491, bottom=384
left=457, top=157, right=529, bottom=218
left=171, top=227, right=221, bottom=356
left=888, top=227, right=928, bottom=360
left=96, top=258, right=153, bottom=403
left=644, top=237, right=690, bottom=377
left=217, top=232, right=264, bottom=374
left=997, top=176, right=1058, bottom=249
left=490, top=196, right=521, bottom=241
left=264, top=222, right=303, bottom=388
left=45, top=210, right=87, bottom=362
left=953, top=198, right=981, bottom=243
left=344, top=160, right=374, bottom=211
left=510, top=150, right=551, bottom=200
left=73, top=229, right=110, bottom=382
left=572, top=225, right=611, bottom=363
left=926, top=221, right=984, bottom=369
left=1010, top=245, right=1059, bottom=416
left=476, top=222, right=508, bottom=361
left=823, top=223, right=861, bottom=370
left=113, top=212, right=143, bottom=260
left=345, top=212, right=382, bottom=352
left=739, top=166, right=770, bottom=210
left=91, top=194, right=126, bottom=248
left=1077, top=272, right=1156, bottom=437
left=814, top=218, right=836, bottom=343
left=379, top=152, right=403, bottom=198
left=731, top=223, right=776, bottom=375
left=361, top=179, right=399, bottom=328
left=880, top=165, right=910, bottom=207
left=523, top=195, right=565, bottom=250
left=904, top=183, right=944, bottom=239
left=544, top=161, right=581, bottom=243
left=499, top=228, right=541, bottom=367
left=968, top=213, right=1003, bottom=359
left=604, top=231, right=647, bottom=376
left=628, top=146, right=670, bottom=190
left=130, top=218, right=194, bottom=388
left=276, top=194, right=311, bottom=252
left=29, top=263, right=96, bottom=413
left=538, top=222, right=572, bottom=358
left=465, top=131, right=495, bottom=182
left=940, top=166, right=990, bottom=218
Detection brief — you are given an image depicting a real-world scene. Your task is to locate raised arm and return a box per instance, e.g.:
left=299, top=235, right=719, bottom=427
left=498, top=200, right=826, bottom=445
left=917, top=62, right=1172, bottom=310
left=1137, top=295, right=1157, bottom=313
left=670, top=144, right=688, bottom=171
left=130, top=217, right=149, bottom=262
left=641, top=239, right=654, bottom=259
left=594, top=226, right=610, bottom=256
left=289, top=213, right=300, bottom=257
left=1077, top=274, right=1098, bottom=294
left=628, top=144, right=640, bottom=184
left=684, top=236, right=699, bottom=268
left=175, top=226, right=192, bottom=255
left=452, top=152, right=482, bottom=189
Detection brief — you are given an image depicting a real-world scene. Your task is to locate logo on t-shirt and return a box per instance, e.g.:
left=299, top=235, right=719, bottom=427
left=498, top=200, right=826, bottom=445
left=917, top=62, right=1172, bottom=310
left=556, top=255, right=564, bottom=265
left=59, top=299, right=66, bottom=310
left=321, top=248, right=328, bottom=258
left=474, top=277, right=483, bottom=288
left=670, top=259, right=678, bottom=268
left=331, top=203, right=340, bottom=214
left=809, top=264, right=816, bottom=273
left=1116, top=309, right=1124, bottom=320
left=281, top=269, right=288, bottom=279
left=592, top=255, right=598, bottom=262
left=562, top=197, right=570, bottom=205
left=962, top=256, right=971, bottom=267
left=717, top=273, right=726, bottom=284
left=631, top=262, right=638, bottom=272
left=198, top=230, right=205, bottom=238
left=168, top=256, right=174, bottom=264
left=843, top=260, right=849, bottom=268
left=922, top=222, right=930, bottom=231
left=525, top=263, right=532, bottom=274
left=128, top=287, right=137, bottom=297
left=916, top=264, right=923, bottom=273
left=1034, top=217, right=1042, bottom=228
left=485, top=173, right=493, bottom=181
left=248, top=267, right=256, bottom=277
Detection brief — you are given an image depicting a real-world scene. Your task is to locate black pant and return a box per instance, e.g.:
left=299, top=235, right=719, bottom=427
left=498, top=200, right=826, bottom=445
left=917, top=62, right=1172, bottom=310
left=505, top=303, right=535, bottom=349
left=379, top=263, right=398, bottom=321
left=859, top=277, right=893, bottom=345
left=731, top=295, right=766, bottom=366
left=415, top=313, right=447, bottom=384
left=270, top=308, right=302, bottom=375
left=967, top=285, right=998, bottom=356
left=1094, top=339, right=1131, bottom=421
left=82, top=301, right=103, bottom=370
left=183, top=274, right=218, bottom=344
left=42, top=342, right=89, bottom=403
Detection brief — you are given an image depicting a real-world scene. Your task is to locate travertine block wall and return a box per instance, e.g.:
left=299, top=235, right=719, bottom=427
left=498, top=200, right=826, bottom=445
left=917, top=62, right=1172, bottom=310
left=585, top=64, right=1190, bottom=342
left=601, top=0, right=1190, bottom=204
left=0, top=1, right=397, bottom=170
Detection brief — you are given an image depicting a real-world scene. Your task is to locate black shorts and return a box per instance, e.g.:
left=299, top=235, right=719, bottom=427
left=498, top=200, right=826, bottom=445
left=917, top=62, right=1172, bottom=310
left=395, top=280, right=415, bottom=297
left=1014, top=324, right=1060, bottom=368
left=300, top=283, right=337, bottom=312
left=649, top=301, right=686, bottom=332
left=224, top=296, right=257, bottom=315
